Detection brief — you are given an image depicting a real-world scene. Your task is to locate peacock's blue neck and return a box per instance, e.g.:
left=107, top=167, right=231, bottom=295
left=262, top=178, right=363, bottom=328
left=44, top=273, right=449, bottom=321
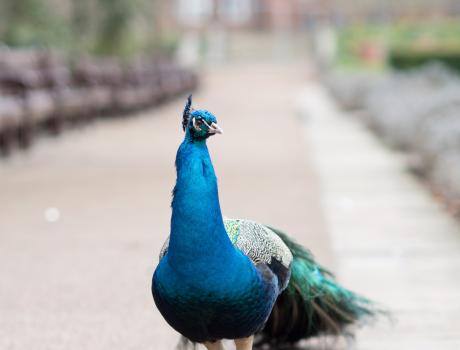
left=168, top=136, right=237, bottom=271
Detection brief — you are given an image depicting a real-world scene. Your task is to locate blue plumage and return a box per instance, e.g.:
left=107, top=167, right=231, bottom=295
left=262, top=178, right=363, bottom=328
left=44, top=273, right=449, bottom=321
left=152, top=104, right=280, bottom=342
left=152, top=96, right=377, bottom=349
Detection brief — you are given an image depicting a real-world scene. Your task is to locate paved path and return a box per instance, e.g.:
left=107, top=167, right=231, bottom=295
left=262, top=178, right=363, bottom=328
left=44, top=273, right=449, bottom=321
left=0, top=62, right=331, bottom=350
left=299, top=82, right=460, bottom=349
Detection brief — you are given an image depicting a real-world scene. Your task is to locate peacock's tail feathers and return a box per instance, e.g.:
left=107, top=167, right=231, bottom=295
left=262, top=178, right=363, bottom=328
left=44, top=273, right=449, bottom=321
left=259, top=227, right=379, bottom=346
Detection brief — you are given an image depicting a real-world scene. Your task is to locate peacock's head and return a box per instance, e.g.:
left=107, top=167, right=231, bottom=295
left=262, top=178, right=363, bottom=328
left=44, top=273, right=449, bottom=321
left=182, top=95, right=223, bottom=141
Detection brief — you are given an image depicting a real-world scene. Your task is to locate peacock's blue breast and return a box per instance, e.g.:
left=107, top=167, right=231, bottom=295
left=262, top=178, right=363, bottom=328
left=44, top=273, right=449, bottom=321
left=152, top=254, right=279, bottom=343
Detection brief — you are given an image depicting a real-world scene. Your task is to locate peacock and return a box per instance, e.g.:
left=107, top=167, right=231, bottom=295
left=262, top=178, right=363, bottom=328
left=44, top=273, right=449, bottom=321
left=152, top=96, right=376, bottom=350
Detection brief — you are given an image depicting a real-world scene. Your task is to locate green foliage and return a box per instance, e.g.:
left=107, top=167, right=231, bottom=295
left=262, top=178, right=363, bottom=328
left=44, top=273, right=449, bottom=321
left=336, top=20, right=460, bottom=71
left=389, top=48, right=460, bottom=73
left=93, top=0, right=134, bottom=57
left=0, top=0, right=179, bottom=59
left=336, top=24, right=388, bottom=70
left=0, top=0, right=72, bottom=48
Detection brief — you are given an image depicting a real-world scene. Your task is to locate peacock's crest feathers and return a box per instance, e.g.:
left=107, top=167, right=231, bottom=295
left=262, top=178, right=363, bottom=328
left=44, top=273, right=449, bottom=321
left=182, top=94, right=193, bottom=131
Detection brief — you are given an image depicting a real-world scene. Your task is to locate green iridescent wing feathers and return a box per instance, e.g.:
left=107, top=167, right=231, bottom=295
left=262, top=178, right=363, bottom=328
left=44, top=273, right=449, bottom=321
left=259, top=226, right=377, bottom=344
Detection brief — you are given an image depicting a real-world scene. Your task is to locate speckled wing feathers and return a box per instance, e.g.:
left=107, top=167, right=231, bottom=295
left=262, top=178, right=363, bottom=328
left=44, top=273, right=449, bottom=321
left=159, top=218, right=293, bottom=270
left=224, top=218, right=293, bottom=268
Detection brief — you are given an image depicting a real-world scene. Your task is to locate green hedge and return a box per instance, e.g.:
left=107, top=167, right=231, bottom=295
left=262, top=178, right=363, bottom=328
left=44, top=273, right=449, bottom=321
left=389, top=49, right=460, bottom=73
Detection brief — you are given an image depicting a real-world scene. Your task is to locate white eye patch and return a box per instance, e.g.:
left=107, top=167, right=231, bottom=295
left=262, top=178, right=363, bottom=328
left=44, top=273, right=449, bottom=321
left=192, top=118, right=201, bottom=131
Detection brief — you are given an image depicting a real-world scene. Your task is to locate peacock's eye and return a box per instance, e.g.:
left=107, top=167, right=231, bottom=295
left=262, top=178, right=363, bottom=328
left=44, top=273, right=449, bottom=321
left=196, top=119, right=203, bottom=125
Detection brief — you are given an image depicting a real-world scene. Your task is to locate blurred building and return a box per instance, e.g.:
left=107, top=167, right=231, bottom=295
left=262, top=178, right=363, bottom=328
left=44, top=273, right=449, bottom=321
left=333, top=0, right=460, bottom=22
left=173, top=0, right=336, bottom=64
left=175, top=0, right=323, bottom=31
left=175, top=0, right=460, bottom=31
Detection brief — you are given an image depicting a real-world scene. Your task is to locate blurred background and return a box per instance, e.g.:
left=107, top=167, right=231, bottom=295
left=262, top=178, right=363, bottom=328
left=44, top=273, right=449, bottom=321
left=0, top=0, right=459, bottom=349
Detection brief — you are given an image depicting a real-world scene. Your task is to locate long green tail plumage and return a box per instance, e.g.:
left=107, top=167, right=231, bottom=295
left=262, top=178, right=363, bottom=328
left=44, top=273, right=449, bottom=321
left=257, top=227, right=377, bottom=346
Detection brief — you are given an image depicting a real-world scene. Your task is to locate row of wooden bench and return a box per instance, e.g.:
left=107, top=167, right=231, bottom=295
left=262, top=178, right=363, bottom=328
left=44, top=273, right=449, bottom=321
left=0, top=51, right=198, bottom=155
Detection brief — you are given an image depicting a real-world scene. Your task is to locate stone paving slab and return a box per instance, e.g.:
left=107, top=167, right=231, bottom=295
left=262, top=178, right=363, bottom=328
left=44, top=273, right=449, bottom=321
left=299, top=82, right=460, bottom=350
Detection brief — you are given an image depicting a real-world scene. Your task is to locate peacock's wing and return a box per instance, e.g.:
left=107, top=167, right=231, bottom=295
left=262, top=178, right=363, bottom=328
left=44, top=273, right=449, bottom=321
left=223, top=218, right=292, bottom=267
left=224, top=218, right=293, bottom=290
left=159, top=217, right=293, bottom=289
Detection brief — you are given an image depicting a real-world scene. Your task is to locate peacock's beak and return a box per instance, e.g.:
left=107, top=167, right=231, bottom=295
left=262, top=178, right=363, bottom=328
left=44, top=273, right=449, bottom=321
left=208, top=122, right=224, bottom=135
